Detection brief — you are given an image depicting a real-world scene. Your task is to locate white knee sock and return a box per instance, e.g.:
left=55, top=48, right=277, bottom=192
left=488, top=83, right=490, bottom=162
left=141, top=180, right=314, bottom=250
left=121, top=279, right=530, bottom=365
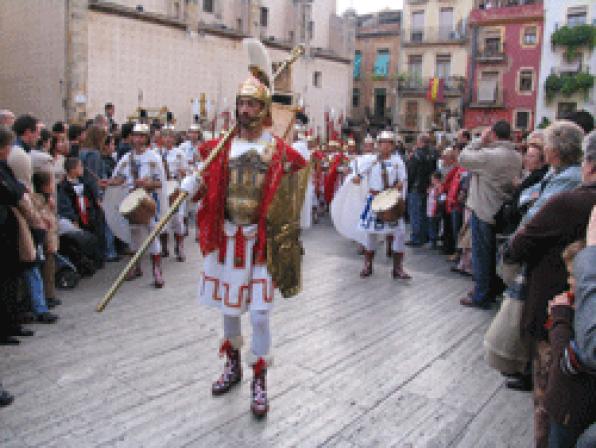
left=223, top=315, right=241, bottom=340
left=250, top=310, right=271, bottom=357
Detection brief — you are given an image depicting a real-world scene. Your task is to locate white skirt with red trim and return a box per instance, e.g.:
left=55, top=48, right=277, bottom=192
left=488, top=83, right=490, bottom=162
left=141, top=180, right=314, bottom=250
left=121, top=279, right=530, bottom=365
left=198, top=221, right=274, bottom=317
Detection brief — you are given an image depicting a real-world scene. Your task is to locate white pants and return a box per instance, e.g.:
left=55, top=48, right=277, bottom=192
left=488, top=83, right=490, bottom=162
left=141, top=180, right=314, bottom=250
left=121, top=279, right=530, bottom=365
left=171, top=201, right=186, bottom=236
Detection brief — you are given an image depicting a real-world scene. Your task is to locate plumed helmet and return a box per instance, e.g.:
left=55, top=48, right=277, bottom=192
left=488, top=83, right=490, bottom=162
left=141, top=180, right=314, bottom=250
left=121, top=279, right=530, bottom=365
left=237, top=39, right=273, bottom=128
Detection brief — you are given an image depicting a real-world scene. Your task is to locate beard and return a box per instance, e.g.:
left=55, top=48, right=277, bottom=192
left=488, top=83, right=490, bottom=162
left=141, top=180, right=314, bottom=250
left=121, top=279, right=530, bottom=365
left=238, top=112, right=262, bottom=130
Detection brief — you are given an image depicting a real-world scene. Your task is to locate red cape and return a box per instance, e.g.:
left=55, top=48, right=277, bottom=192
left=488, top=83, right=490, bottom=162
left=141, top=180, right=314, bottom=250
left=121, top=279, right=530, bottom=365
left=197, top=133, right=306, bottom=264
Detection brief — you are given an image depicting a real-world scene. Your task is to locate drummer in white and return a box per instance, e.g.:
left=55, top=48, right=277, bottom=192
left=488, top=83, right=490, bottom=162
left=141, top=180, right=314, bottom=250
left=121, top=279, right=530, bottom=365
left=162, top=125, right=190, bottom=261
left=357, top=130, right=411, bottom=280
left=111, top=123, right=167, bottom=288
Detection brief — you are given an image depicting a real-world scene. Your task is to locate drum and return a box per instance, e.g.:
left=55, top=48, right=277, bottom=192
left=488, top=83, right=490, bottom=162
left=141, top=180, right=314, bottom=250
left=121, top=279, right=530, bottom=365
left=119, top=188, right=157, bottom=225
left=166, top=180, right=181, bottom=206
left=371, top=188, right=405, bottom=223
left=103, top=185, right=132, bottom=245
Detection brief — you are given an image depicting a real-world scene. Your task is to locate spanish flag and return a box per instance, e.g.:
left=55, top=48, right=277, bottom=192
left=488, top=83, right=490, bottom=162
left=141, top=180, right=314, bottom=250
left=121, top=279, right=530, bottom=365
left=427, top=77, right=445, bottom=103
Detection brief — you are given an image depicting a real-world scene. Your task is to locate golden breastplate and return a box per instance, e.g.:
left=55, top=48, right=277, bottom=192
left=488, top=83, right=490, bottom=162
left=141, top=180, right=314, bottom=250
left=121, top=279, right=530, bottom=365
left=226, top=149, right=270, bottom=225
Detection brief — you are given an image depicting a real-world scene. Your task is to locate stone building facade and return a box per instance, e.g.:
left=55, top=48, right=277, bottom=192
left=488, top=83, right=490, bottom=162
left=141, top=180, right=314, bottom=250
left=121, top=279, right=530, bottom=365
left=0, top=0, right=354, bottom=134
left=464, top=0, right=544, bottom=134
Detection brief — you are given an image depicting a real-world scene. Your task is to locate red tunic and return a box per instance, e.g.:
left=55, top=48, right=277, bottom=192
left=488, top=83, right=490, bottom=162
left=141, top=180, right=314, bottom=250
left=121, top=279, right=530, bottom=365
left=197, top=133, right=306, bottom=265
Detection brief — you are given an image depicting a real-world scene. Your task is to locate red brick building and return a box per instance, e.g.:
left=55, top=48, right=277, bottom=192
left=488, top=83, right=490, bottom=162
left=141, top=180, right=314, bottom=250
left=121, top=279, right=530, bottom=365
left=464, top=0, right=543, bottom=134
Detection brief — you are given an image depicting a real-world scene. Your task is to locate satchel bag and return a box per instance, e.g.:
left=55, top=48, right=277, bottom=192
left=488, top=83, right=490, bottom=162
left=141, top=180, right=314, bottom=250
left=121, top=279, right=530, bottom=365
left=12, top=207, right=36, bottom=263
left=484, top=295, right=530, bottom=375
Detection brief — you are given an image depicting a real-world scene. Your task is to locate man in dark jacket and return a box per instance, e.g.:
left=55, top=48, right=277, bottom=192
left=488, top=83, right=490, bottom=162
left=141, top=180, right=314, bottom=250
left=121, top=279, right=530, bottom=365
left=0, top=125, right=37, bottom=345
left=116, top=122, right=133, bottom=160
left=406, top=133, right=437, bottom=246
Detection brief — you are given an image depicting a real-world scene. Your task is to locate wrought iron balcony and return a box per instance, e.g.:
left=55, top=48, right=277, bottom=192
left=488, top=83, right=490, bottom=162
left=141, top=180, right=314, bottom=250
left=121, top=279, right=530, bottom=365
left=475, top=0, right=540, bottom=9
left=398, top=76, right=466, bottom=97
left=476, top=43, right=507, bottom=63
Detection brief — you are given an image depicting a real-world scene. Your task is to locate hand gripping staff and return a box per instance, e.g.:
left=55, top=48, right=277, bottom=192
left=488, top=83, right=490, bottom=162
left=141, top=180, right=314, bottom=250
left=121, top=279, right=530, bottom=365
left=96, top=43, right=304, bottom=312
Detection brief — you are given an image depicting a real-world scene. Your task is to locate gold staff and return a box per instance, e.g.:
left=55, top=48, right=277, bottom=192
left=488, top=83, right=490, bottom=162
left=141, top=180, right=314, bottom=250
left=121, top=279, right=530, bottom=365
left=96, top=43, right=304, bottom=312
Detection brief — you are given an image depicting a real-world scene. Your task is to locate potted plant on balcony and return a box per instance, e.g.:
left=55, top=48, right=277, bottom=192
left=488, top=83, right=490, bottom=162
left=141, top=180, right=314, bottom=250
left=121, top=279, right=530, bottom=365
left=545, top=73, right=562, bottom=101
left=551, top=24, right=596, bottom=61
left=576, top=72, right=595, bottom=99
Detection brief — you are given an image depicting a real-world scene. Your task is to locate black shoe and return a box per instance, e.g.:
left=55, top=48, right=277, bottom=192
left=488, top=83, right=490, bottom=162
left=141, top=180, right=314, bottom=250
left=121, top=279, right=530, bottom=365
left=46, top=298, right=62, bottom=308
left=405, top=241, right=422, bottom=247
left=35, top=312, right=58, bottom=324
left=9, top=326, right=34, bottom=337
left=0, top=389, right=14, bottom=407
left=506, top=375, right=533, bottom=392
left=459, top=297, right=491, bottom=310
left=106, top=256, right=121, bottom=263
left=0, top=335, right=20, bottom=345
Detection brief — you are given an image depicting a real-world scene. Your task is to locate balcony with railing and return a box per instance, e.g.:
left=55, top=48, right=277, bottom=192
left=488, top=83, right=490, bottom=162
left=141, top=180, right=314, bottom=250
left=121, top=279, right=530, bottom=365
left=398, top=114, right=434, bottom=131
left=402, top=24, right=468, bottom=46
left=470, top=0, right=543, bottom=24
left=475, top=0, right=540, bottom=8
left=476, top=42, right=507, bottom=63
left=398, top=76, right=466, bottom=97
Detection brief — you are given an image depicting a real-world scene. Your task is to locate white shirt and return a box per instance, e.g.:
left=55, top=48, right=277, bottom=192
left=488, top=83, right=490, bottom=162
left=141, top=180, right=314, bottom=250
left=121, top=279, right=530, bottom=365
left=368, top=157, right=403, bottom=192
left=164, top=146, right=189, bottom=180
left=112, top=148, right=165, bottom=190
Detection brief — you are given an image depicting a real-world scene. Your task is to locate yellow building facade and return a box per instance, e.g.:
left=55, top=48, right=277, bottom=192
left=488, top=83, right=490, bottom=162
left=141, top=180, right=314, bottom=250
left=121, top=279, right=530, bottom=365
left=398, top=0, right=474, bottom=140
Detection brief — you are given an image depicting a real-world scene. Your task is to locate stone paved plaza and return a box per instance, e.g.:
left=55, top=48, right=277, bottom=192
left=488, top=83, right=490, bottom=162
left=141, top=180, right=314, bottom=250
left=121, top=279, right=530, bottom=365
left=0, top=221, right=533, bottom=447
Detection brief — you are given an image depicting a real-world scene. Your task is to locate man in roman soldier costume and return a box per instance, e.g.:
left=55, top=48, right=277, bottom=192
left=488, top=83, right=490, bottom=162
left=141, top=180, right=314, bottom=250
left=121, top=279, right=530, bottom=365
left=160, top=125, right=190, bottom=262
left=181, top=119, right=202, bottom=167
left=357, top=130, right=411, bottom=279
left=111, top=123, right=168, bottom=288
left=181, top=42, right=306, bottom=417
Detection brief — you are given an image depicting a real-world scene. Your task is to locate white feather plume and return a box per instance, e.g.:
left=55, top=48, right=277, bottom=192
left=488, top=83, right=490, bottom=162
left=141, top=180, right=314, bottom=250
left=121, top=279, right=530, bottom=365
left=243, top=38, right=273, bottom=93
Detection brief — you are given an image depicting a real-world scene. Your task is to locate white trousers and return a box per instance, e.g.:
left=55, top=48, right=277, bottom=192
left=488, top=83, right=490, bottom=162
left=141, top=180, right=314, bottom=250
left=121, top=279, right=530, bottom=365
left=170, top=201, right=186, bottom=236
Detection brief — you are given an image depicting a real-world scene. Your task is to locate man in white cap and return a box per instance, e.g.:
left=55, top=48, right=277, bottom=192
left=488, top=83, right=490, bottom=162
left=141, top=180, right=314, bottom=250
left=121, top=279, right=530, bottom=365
left=357, top=130, right=411, bottom=279
left=160, top=124, right=190, bottom=261
left=111, top=123, right=167, bottom=288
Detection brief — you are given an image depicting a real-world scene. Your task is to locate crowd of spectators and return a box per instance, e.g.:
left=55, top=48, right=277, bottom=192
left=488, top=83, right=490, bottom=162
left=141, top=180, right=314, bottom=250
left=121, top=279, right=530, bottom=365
left=402, top=110, right=595, bottom=448
left=0, top=104, right=201, bottom=408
